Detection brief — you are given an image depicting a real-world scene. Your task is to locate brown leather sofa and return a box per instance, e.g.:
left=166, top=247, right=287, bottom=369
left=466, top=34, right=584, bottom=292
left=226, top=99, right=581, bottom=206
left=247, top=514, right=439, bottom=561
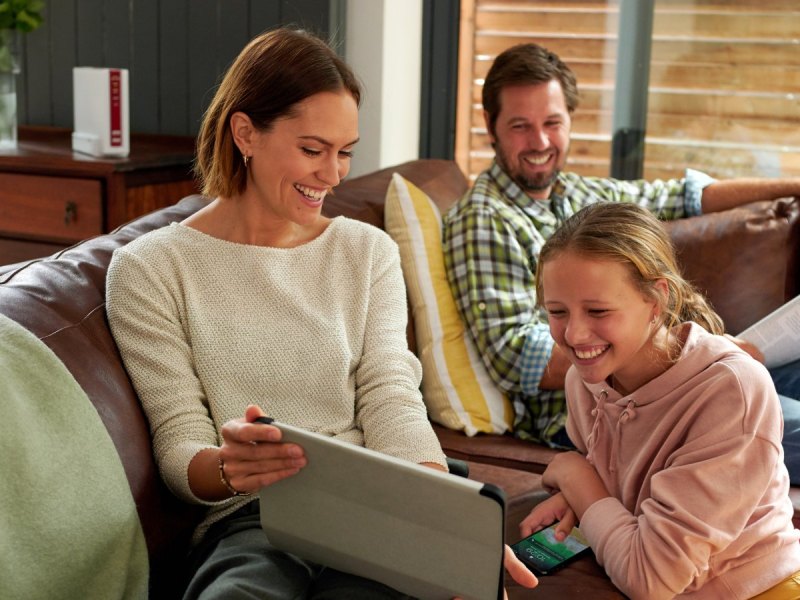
left=1, top=158, right=797, bottom=599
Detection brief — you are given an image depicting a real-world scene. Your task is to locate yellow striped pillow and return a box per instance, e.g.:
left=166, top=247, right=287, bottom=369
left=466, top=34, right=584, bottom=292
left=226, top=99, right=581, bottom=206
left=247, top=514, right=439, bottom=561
left=384, top=173, right=515, bottom=435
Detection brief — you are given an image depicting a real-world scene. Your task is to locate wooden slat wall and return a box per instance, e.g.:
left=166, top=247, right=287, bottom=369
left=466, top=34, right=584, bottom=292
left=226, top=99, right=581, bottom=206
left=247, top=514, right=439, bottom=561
left=456, top=0, right=800, bottom=182
left=17, top=0, right=331, bottom=136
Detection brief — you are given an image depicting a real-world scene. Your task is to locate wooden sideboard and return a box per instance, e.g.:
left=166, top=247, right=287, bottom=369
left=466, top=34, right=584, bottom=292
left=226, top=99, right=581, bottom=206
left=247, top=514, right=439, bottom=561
left=0, top=126, right=199, bottom=265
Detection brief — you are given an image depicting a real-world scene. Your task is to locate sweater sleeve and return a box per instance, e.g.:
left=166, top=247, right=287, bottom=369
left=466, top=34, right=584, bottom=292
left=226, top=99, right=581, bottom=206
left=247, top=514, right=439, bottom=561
left=578, top=365, right=784, bottom=600
left=106, top=246, right=220, bottom=505
left=354, top=235, right=447, bottom=468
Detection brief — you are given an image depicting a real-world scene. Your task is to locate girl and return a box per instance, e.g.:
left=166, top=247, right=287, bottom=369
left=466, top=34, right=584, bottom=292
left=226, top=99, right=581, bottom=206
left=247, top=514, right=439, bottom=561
left=520, top=202, right=800, bottom=599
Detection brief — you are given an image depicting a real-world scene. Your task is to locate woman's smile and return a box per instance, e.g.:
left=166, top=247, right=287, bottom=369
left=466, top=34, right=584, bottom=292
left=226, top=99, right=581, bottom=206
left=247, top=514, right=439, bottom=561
left=293, top=183, right=327, bottom=207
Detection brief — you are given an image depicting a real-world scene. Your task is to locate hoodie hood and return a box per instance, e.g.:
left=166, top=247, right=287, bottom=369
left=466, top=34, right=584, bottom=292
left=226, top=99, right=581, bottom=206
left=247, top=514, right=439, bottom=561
left=575, top=322, right=747, bottom=477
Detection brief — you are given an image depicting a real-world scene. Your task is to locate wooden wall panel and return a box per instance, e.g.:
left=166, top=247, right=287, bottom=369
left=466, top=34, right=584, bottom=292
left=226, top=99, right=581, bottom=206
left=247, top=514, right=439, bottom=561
left=75, top=0, right=103, bottom=66
left=420, top=0, right=460, bottom=160
left=219, top=1, right=251, bottom=74
left=20, top=12, right=51, bottom=124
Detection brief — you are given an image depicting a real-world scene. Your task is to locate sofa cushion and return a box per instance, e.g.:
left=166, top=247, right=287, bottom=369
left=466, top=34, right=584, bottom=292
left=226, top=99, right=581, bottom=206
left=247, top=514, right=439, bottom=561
left=385, top=173, right=515, bottom=435
left=324, top=159, right=469, bottom=231
left=324, top=159, right=470, bottom=354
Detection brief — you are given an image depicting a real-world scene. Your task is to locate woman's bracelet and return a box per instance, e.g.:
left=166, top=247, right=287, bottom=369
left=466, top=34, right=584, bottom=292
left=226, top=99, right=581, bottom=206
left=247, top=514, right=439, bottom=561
left=218, top=457, right=251, bottom=497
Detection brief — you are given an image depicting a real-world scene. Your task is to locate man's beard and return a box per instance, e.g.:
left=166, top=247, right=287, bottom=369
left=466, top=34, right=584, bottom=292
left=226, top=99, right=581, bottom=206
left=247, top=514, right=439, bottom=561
left=495, top=145, right=563, bottom=194
left=512, top=169, right=560, bottom=193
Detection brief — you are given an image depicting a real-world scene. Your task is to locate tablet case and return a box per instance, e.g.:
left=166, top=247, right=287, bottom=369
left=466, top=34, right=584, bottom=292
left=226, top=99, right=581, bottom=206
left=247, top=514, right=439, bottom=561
left=258, top=420, right=506, bottom=600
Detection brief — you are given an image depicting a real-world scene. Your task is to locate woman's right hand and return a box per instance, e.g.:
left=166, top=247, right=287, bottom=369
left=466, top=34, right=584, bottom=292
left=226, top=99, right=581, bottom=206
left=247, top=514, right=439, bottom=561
left=188, top=405, right=307, bottom=500
left=217, top=405, right=308, bottom=495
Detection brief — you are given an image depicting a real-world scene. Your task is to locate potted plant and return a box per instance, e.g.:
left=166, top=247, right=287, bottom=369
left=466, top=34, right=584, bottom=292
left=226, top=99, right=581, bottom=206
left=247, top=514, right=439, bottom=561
left=0, top=0, right=44, bottom=148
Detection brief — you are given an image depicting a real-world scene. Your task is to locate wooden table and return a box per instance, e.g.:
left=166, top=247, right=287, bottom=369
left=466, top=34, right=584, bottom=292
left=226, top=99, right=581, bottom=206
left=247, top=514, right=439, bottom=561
left=0, top=126, right=198, bottom=265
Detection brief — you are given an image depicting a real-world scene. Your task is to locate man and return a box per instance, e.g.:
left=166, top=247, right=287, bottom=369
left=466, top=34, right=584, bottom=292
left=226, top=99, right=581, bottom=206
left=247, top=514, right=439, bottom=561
left=442, top=43, right=800, bottom=477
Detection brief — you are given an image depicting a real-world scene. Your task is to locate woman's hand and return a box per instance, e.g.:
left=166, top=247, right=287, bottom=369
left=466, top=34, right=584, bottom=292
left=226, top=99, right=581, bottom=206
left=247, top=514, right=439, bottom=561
left=217, top=405, right=308, bottom=495
left=188, top=405, right=307, bottom=500
left=501, top=544, right=538, bottom=596
left=453, top=545, right=537, bottom=600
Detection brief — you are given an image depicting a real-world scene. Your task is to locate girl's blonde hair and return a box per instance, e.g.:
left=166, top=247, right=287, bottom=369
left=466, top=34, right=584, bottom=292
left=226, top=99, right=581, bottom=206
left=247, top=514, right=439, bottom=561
left=194, top=28, right=361, bottom=198
left=535, top=202, right=724, bottom=337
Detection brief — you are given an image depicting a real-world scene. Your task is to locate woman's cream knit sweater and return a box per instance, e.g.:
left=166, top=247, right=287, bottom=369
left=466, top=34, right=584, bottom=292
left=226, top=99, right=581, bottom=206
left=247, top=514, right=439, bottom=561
left=106, top=217, right=447, bottom=541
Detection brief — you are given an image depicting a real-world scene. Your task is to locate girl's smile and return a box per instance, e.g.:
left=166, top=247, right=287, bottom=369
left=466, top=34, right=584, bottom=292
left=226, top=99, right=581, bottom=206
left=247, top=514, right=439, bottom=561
left=542, top=250, right=670, bottom=394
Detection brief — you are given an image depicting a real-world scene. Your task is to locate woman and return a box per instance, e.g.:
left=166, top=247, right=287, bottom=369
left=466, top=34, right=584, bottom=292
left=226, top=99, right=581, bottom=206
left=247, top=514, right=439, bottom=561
left=106, top=28, right=448, bottom=599
left=519, top=202, right=800, bottom=599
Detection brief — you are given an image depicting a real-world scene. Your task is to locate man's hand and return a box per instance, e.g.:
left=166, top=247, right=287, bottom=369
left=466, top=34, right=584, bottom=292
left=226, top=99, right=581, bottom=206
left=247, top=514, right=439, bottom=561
left=539, top=343, right=572, bottom=389
left=724, top=334, right=765, bottom=363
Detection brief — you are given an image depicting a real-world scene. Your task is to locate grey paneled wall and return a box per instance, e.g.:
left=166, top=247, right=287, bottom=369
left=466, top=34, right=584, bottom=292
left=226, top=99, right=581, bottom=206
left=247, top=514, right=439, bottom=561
left=17, top=0, right=331, bottom=136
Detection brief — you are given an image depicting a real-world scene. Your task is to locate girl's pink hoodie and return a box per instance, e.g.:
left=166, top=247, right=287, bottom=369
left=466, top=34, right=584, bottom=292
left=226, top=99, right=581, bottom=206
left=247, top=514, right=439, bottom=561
left=566, top=322, right=800, bottom=599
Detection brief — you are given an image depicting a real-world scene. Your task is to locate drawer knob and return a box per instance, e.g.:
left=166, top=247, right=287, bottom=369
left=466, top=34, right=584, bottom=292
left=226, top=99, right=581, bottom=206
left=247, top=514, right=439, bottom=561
left=64, top=201, right=77, bottom=225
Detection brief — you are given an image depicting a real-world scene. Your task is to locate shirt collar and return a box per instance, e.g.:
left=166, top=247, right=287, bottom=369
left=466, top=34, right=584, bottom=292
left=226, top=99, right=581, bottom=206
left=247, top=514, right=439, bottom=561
left=488, top=160, right=539, bottom=210
left=488, top=159, right=568, bottom=219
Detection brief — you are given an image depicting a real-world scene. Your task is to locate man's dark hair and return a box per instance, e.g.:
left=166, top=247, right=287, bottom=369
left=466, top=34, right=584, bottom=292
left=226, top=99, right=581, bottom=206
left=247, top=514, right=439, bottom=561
left=482, top=43, right=579, bottom=137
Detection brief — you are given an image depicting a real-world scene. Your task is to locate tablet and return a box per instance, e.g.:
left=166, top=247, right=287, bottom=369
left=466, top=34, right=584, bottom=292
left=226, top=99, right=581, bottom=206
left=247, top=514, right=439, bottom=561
left=257, top=418, right=506, bottom=600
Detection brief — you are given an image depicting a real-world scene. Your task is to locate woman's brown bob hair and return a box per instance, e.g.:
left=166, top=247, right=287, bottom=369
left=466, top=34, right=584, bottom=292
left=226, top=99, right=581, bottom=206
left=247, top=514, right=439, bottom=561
left=194, top=28, right=362, bottom=198
left=535, top=203, right=724, bottom=345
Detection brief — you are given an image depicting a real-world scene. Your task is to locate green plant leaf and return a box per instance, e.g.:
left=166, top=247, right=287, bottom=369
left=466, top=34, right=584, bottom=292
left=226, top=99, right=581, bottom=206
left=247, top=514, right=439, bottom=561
left=0, top=0, right=44, bottom=32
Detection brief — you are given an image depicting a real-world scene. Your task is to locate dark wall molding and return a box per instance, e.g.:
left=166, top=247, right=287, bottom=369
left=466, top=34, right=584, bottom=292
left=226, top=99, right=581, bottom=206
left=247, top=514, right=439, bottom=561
left=419, top=0, right=459, bottom=160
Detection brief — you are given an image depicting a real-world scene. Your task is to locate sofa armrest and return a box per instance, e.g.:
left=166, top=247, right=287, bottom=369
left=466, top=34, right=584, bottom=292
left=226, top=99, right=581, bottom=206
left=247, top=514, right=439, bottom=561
left=0, top=194, right=211, bottom=598
left=664, top=197, right=800, bottom=334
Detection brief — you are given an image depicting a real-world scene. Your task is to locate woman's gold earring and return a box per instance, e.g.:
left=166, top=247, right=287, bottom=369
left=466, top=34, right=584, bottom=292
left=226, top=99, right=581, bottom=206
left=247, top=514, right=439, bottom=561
left=243, top=154, right=250, bottom=169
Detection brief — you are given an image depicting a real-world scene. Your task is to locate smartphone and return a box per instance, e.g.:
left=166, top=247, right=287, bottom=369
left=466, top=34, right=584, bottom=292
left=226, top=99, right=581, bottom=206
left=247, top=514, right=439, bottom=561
left=511, top=524, right=592, bottom=575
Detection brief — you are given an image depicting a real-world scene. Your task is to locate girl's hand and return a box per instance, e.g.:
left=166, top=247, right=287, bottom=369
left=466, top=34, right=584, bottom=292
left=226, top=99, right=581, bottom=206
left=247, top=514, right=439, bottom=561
left=217, top=405, right=307, bottom=495
left=540, top=452, right=610, bottom=523
left=519, top=492, right=574, bottom=538
left=541, top=451, right=594, bottom=494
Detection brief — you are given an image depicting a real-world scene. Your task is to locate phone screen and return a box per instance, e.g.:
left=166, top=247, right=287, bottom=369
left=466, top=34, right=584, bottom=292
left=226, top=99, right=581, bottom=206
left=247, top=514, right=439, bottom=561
left=511, top=525, right=591, bottom=575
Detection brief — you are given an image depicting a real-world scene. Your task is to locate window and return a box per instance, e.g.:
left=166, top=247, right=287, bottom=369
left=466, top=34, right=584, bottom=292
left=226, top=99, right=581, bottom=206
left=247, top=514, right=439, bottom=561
left=455, top=0, right=800, bottom=182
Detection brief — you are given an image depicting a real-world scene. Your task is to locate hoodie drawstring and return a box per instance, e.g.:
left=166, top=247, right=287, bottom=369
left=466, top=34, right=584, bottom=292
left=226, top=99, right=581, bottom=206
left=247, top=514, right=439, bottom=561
left=609, top=399, right=638, bottom=474
left=586, top=389, right=608, bottom=464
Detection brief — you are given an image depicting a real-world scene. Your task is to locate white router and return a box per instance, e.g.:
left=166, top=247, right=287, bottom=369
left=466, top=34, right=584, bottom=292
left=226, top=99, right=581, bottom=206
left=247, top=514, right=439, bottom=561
left=72, top=67, right=129, bottom=158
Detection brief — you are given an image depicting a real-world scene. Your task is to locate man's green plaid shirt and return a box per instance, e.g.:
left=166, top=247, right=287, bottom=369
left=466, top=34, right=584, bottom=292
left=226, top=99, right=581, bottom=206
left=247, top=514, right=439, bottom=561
left=442, top=160, right=710, bottom=445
